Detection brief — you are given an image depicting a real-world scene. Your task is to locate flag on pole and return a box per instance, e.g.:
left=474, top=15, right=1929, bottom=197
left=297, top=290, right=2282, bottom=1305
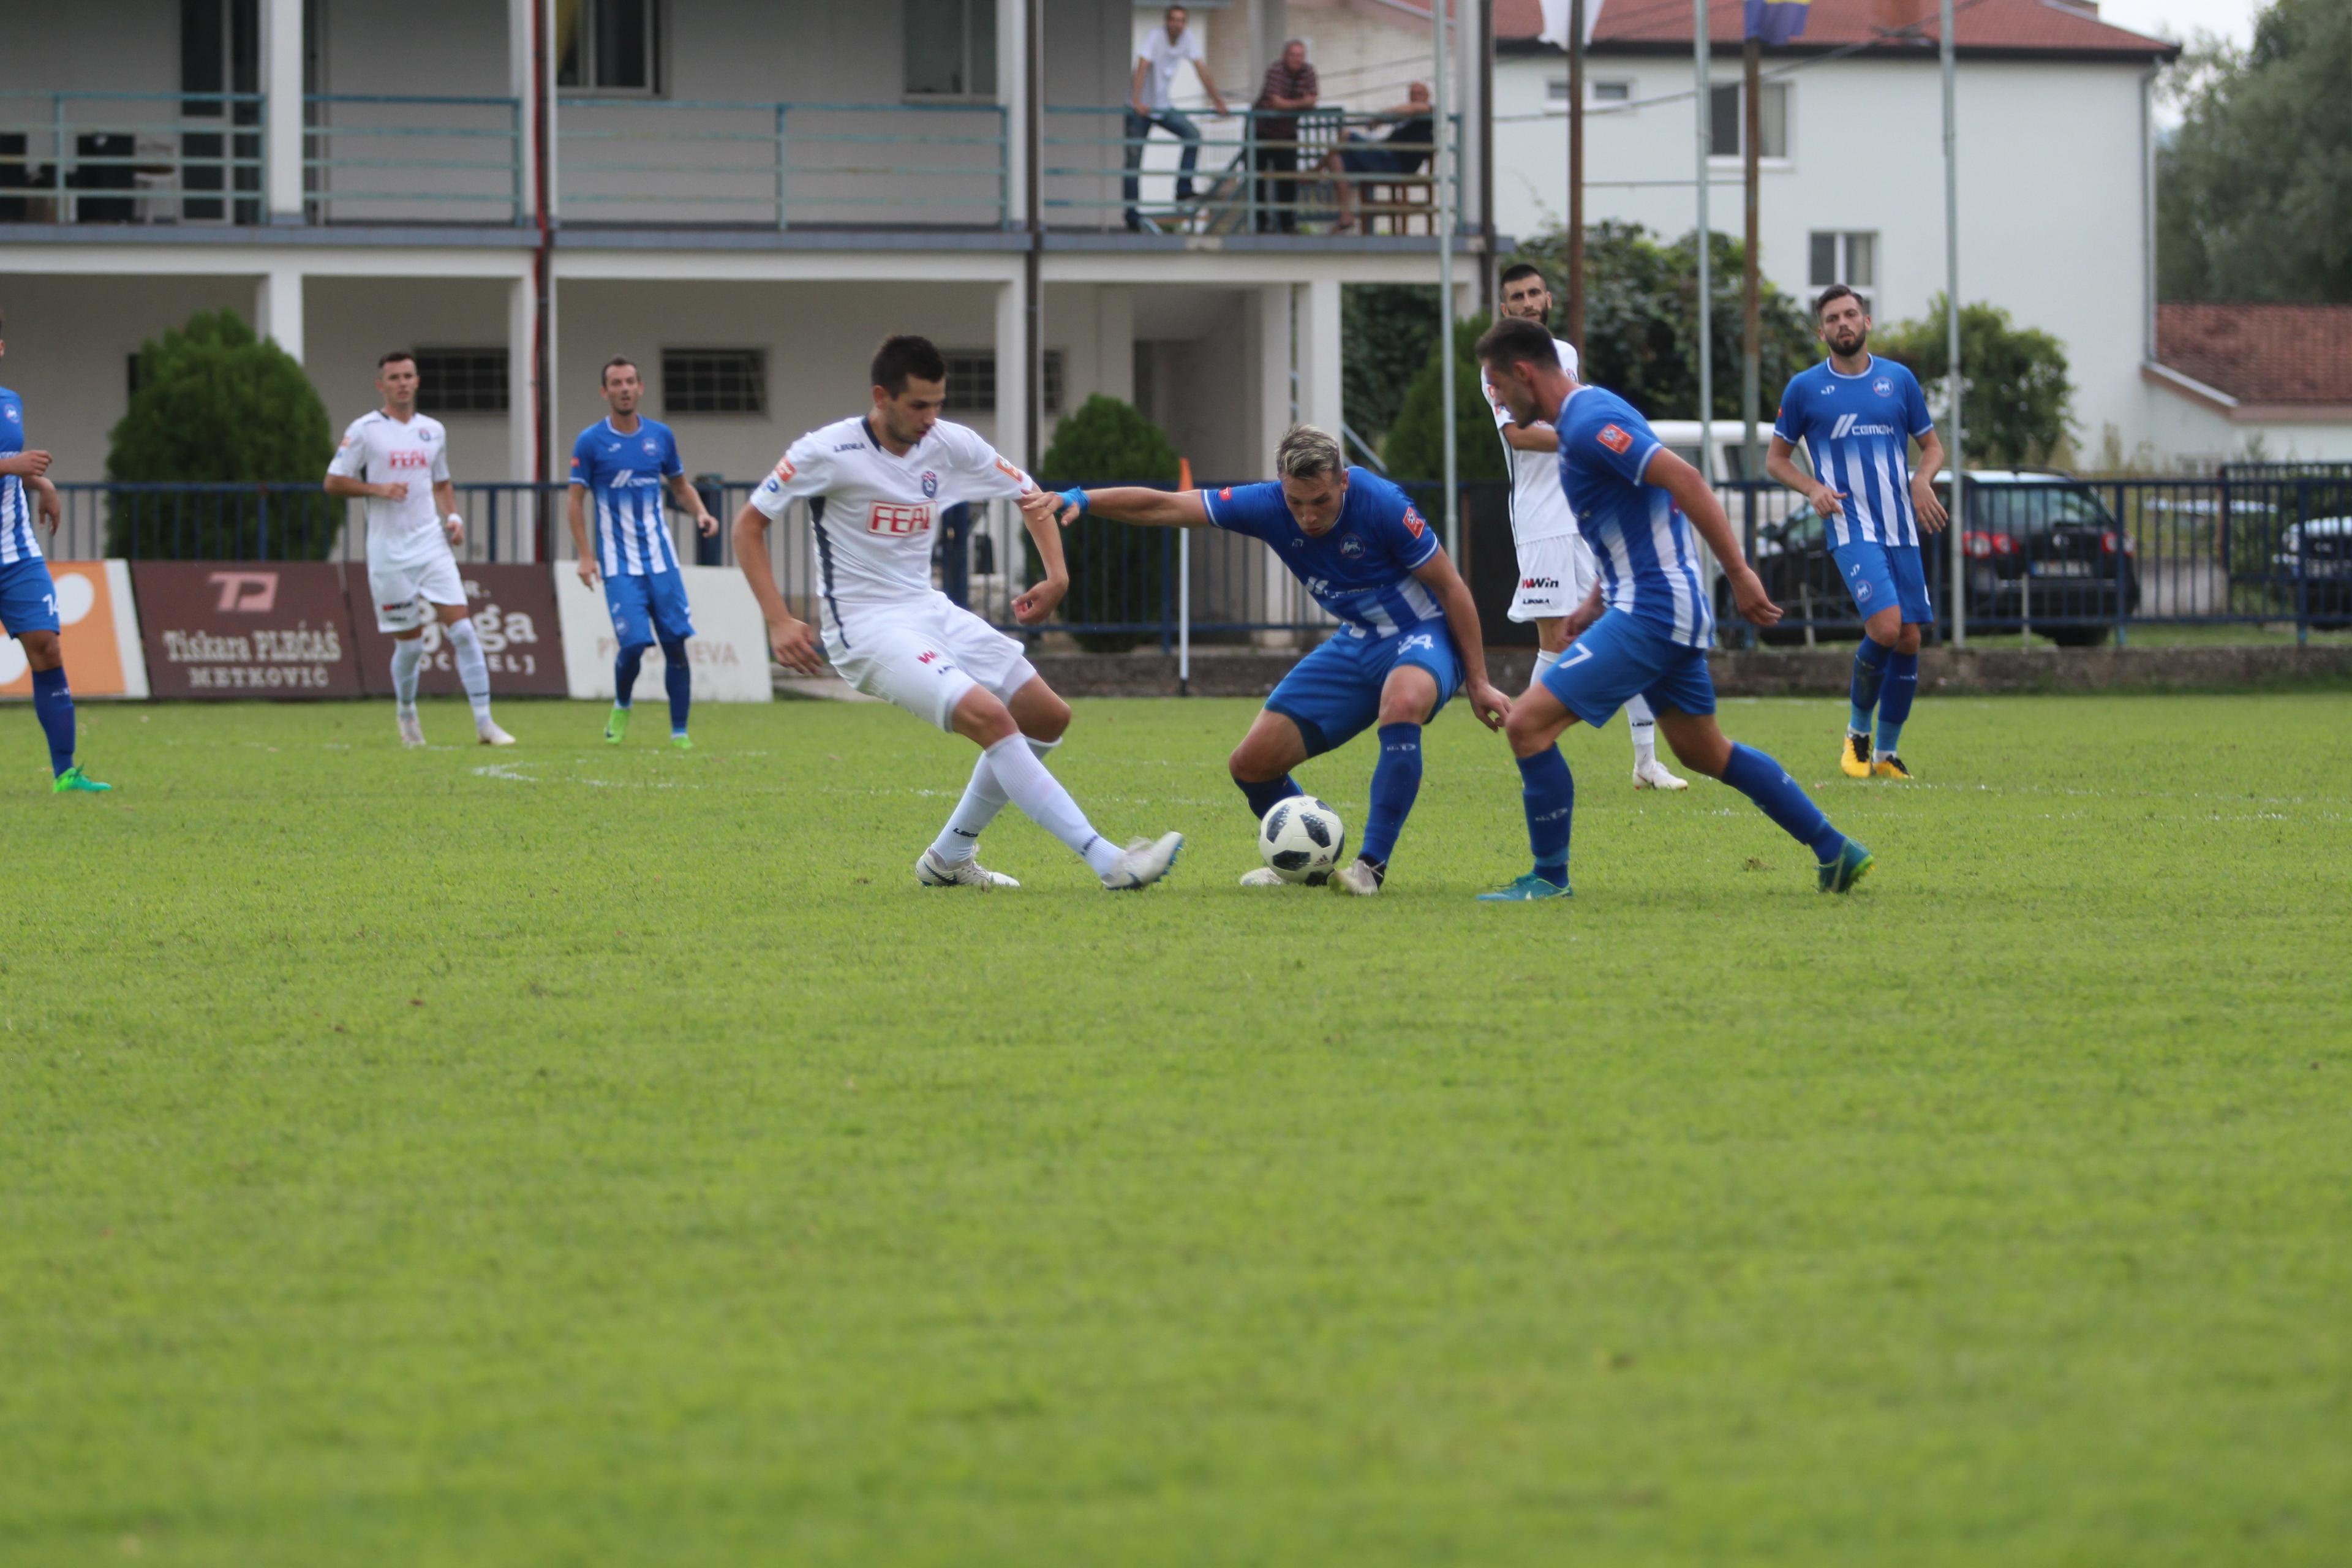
left=1537, top=0, right=1605, bottom=48
left=1743, top=0, right=1810, bottom=43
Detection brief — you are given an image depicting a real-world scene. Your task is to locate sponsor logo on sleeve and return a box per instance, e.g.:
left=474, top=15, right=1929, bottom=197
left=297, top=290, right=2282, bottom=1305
left=1597, top=424, right=1633, bottom=454
left=1401, top=505, right=1427, bottom=538
left=772, top=458, right=797, bottom=483
left=993, top=457, right=1032, bottom=491
left=1219, top=487, right=1234, bottom=501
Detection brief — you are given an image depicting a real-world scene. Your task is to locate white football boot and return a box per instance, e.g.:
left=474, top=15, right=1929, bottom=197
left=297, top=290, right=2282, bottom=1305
left=477, top=719, right=518, bottom=747
left=1101, top=832, right=1184, bottom=891
left=1329, top=858, right=1383, bottom=897
left=916, top=848, right=1020, bottom=889
left=1238, top=867, right=1288, bottom=887
left=397, top=711, right=426, bottom=748
left=1632, top=756, right=1689, bottom=791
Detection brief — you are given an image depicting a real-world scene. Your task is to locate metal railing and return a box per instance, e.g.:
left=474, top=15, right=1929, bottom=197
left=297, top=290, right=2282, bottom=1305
left=304, top=94, right=524, bottom=224
left=557, top=99, right=1008, bottom=227
left=1042, top=105, right=1460, bottom=235
left=0, top=91, right=265, bottom=225
left=47, top=472, right=2348, bottom=650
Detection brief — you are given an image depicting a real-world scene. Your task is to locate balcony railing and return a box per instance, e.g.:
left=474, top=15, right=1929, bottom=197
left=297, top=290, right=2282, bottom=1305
left=304, top=94, right=524, bottom=224
left=556, top=99, right=1008, bottom=228
left=0, top=91, right=265, bottom=225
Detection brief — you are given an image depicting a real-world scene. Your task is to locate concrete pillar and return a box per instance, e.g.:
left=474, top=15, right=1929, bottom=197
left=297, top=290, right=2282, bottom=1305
left=262, top=0, right=304, bottom=222
left=997, top=0, right=1028, bottom=227
left=1253, top=284, right=1295, bottom=636
left=510, top=0, right=540, bottom=220
left=995, top=277, right=1030, bottom=470
left=508, top=273, right=538, bottom=485
left=1298, top=276, right=1343, bottom=436
left=1095, top=286, right=1135, bottom=405
left=254, top=268, right=304, bottom=363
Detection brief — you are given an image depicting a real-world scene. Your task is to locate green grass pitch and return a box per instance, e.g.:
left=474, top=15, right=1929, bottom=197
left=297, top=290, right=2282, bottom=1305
left=5, top=690, right=2349, bottom=1565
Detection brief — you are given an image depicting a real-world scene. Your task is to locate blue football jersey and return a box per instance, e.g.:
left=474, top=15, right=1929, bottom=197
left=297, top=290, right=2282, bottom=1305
left=1772, top=356, right=1936, bottom=549
left=1555, top=388, right=1715, bottom=649
left=1202, top=467, right=1445, bottom=637
left=571, top=417, right=684, bottom=576
left=0, top=386, right=40, bottom=565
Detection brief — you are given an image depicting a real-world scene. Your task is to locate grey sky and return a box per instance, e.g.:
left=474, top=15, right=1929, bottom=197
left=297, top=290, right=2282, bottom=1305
left=2100, top=0, right=2270, bottom=48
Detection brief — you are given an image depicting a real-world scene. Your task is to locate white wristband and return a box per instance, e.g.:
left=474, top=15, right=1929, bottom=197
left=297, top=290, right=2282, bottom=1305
left=445, top=512, right=464, bottom=526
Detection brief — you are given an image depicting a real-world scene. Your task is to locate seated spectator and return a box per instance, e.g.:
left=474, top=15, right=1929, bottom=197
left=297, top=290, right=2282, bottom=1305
left=1322, top=83, right=1434, bottom=233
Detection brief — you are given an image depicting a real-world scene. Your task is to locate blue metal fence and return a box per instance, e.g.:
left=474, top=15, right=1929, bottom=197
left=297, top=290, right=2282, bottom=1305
left=41, top=473, right=2352, bottom=649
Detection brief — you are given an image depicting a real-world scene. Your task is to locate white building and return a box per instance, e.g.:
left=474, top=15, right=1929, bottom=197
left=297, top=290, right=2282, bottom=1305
left=0, top=0, right=1494, bottom=514
left=1491, top=0, right=2184, bottom=462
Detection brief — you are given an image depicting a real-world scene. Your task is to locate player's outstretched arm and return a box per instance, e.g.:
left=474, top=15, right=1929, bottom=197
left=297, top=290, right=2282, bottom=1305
left=1910, top=430, right=1950, bottom=533
left=1501, top=421, right=1559, bottom=454
left=1409, top=549, right=1512, bottom=732
left=1651, top=449, right=1782, bottom=629
left=1012, top=494, right=1073, bottom=626
left=565, top=484, right=599, bottom=586
left=732, top=501, right=821, bottom=675
left=1042, top=487, right=1210, bottom=529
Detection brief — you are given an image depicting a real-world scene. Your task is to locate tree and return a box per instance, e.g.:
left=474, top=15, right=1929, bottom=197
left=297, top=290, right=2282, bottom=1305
left=1874, top=297, right=2075, bottom=468
left=1382, top=312, right=1509, bottom=483
left=2158, top=0, right=2352, bottom=303
left=106, top=309, right=337, bottom=559
left=1341, top=283, right=1440, bottom=450
left=1035, top=394, right=1182, bottom=651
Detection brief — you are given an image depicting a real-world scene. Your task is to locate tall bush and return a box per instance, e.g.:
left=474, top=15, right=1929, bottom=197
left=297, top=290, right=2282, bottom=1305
left=1034, top=395, right=1182, bottom=652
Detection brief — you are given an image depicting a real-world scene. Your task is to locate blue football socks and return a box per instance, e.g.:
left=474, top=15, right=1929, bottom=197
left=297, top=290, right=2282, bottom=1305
left=30, top=666, right=75, bottom=777
left=1849, top=638, right=1893, bottom=736
left=1359, top=723, right=1423, bottom=868
left=613, top=642, right=647, bottom=709
left=1877, top=651, right=1918, bottom=756
left=660, top=638, right=692, bottom=736
left=1723, top=742, right=1846, bottom=862
left=1238, top=772, right=1303, bottom=820
left=1515, top=746, right=1575, bottom=886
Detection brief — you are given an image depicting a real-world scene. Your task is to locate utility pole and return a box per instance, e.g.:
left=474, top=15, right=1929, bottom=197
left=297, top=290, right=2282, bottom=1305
left=1437, top=0, right=1458, bottom=556
left=1940, top=0, right=1966, bottom=646
left=1741, top=33, right=1762, bottom=486
left=1567, top=0, right=1585, bottom=348
left=1694, top=0, right=1712, bottom=481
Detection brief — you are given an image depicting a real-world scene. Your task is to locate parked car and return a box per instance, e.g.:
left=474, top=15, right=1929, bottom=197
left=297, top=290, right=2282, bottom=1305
left=2271, top=516, right=2352, bottom=627
left=1947, top=470, right=2139, bottom=646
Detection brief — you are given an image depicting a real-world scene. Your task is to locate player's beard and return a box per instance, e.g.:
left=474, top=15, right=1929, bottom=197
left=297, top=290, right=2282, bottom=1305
left=1829, top=325, right=1869, bottom=356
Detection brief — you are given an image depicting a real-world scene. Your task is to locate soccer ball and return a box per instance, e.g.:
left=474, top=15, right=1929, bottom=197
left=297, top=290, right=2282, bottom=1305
left=1258, top=796, right=1347, bottom=884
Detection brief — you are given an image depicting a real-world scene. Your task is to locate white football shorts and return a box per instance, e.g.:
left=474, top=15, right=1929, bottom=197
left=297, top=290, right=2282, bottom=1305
left=823, top=590, right=1038, bottom=731
left=367, top=546, right=467, bottom=634
left=1506, top=533, right=1599, bottom=623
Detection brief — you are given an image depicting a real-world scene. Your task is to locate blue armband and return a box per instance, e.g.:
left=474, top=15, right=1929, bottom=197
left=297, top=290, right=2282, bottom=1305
left=1058, top=487, right=1088, bottom=516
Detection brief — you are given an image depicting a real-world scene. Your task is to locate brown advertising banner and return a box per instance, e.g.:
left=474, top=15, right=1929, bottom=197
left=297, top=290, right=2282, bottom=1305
left=344, top=564, right=567, bottom=696
left=130, top=562, right=364, bottom=698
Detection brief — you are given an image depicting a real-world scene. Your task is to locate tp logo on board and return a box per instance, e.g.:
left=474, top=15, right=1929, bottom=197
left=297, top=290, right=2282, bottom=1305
left=209, top=571, right=279, bottom=612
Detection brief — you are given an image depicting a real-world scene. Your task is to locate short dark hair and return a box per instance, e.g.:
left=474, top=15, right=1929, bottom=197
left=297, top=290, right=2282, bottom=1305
left=1474, top=315, right=1557, bottom=371
left=1813, top=284, right=1863, bottom=321
left=1499, top=262, right=1547, bottom=290
left=601, top=355, right=638, bottom=385
left=377, top=349, right=417, bottom=370
left=870, top=334, right=948, bottom=396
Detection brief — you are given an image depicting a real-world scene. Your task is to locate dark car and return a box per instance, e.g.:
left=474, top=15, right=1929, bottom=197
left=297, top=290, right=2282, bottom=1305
left=1950, top=472, right=2139, bottom=646
left=1713, top=502, right=1868, bottom=646
left=2271, top=516, right=2352, bottom=628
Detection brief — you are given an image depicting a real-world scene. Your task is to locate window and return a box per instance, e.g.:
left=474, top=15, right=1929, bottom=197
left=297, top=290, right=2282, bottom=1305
left=413, top=348, right=511, bottom=415
left=1707, top=81, right=1787, bottom=159
left=557, top=0, right=659, bottom=94
left=905, top=0, right=998, bottom=99
left=940, top=349, right=1065, bottom=417
left=662, top=349, right=766, bottom=415
left=1808, top=231, right=1876, bottom=311
left=1544, top=78, right=1631, bottom=109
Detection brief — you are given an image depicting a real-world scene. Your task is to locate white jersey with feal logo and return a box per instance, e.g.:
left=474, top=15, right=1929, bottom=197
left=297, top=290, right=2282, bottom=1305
left=1480, top=335, right=1583, bottom=548
left=326, top=410, right=452, bottom=565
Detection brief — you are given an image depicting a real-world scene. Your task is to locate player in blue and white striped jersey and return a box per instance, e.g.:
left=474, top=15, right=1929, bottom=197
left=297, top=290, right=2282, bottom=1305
left=1767, top=285, right=1949, bottom=780
left=567, top=357, right=718, bottom=749
left=0, top=312, right=109, bottom=793
left=1474, top=316, right=1871, bottom=900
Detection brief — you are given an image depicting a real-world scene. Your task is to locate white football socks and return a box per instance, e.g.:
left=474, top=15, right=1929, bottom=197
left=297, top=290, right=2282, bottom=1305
left=390, top=638, right=424, bottom=714
left=1626, top=692, right=1659, bottom=766
left=932, top=736, right=1056, bottom=862
left=1533, top=647, right=1561, bottom=677
left=980, top=733, right=1123, bottom=877
left=443, top=617, right=495, bottom=725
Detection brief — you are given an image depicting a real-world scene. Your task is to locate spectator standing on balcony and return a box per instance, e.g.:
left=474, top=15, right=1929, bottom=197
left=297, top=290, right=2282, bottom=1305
left=568, top=357, right=720, bottom=750
left=1765, top=285, right=1948, bottom=782
left=0, top=312, right=109, bottom=793
left=1251, top=39, right=1319, bottom=234
left=1323, top=82, right=1434, bottom=233
left=324, top=351, right=517, bottom=749
left=1124, top=6, right=1229, bottom=233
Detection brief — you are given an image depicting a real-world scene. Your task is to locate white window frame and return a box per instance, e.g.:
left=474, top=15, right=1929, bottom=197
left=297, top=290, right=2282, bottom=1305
left=1544, top=78, right=1634, bottom=112
left=1705, top=80, right=1789, bottom=165
left=1807, top=231, right=1877, bottom=314
left=557, top=0, right=663, bottom=98
left=904, top=0, right=999, bottom=103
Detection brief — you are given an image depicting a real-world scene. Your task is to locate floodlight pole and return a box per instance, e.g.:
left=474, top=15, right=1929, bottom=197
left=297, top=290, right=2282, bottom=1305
left=1940, top=0, right=1966, bottom=646
left=1436, top=0, right=1458, bottom=558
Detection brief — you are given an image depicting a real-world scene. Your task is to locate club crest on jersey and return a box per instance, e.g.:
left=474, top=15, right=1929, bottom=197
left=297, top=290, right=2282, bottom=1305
left=920, top=471, right=940, bottom=499
left=1402, top=506, right=1427, bottom=538
left=1872, top=378, right=1893, bottom=398
left=642, top=438, right=658, bottom=455
left=1598, top=424, right=1633, bottom=454
left=1339, top=535, right=1365, bottom=559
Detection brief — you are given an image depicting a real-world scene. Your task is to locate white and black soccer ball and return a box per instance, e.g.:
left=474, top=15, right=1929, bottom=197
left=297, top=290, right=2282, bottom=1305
left=1258, top=796, right=1348, bottom=884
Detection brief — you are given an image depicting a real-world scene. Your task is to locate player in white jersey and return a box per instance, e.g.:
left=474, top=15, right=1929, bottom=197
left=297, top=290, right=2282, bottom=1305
left=323, top=351, right=514, bottom=748
left=1482, top=264, right=1686, bottom=791
left=734, top=335, right=1182, bottom=892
